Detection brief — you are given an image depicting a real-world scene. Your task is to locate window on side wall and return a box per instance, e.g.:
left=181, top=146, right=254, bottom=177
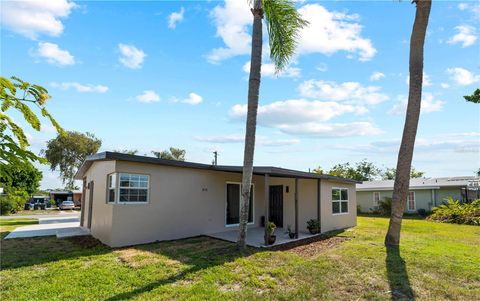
left=118, top=173, right=149, bottom=203
left=107, top=173, right=116, bottom=203
left=407, top=191, right=415, bottom=211
left=332, top=188, right=349, bottom=214
left=373, top=192, right=380, bottom=207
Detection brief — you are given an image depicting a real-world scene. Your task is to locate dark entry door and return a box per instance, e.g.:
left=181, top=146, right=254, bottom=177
left=269, top=185, right=283, bottom=227
left=87, top=181, right=94, bottom=229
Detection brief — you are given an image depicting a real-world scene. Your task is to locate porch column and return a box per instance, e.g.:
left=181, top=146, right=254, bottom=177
left=264, top=173, right=270, bottom=246
left=295, top=178, right=299, bottom=238
left=317, top=179, right=321, bottom=226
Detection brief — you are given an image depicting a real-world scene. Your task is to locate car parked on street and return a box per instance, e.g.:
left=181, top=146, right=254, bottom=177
left=59, top=201, right=75, bottom=210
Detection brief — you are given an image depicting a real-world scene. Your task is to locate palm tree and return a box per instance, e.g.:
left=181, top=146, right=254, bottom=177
left=237, top=0, right=307, bottom=250
left=385, top=0, right=432, bottom=246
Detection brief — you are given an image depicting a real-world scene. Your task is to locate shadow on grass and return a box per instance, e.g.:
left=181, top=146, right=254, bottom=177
left=269, top=229, right=346, bottom=251
left=386, top=245, right=414, bottom=300
left=105, top=236, right=256, bottom=300
left=0, top=235, right=110, bottom=270
left=358, top=213, right=424, bottom=220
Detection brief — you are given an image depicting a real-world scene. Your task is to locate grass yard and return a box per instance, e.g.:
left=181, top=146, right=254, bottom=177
left=0, top=217, right=479, bottom=300
left=0, top=218, right=37, bottom=239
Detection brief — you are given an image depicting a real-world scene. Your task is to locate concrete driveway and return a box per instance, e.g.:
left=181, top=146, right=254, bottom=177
left=4, top=215, right=89, bottom=239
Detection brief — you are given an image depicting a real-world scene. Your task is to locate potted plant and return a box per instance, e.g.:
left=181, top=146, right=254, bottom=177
left=285, top=225, right=295, bottom=239
left=306, top=219, right=320, bottom=234
left=265, top=221, right=277, bottom=245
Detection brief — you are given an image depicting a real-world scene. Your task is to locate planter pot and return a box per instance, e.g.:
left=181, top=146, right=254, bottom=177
left=288, top=233, right=295, bottom=239
left=268, top=235, right=276, bottom=245
left=308, top=228, right=320, bottom=235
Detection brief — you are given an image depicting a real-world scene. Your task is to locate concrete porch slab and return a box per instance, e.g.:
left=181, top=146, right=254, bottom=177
left=4, top=215, right=90, bottom=239
left=207, top=227, right=320, bottom=248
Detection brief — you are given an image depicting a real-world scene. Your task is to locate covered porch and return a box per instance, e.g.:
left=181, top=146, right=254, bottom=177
left=207, top=226, right=321, bottom=248
left=220, top=168, right=338, bottom=247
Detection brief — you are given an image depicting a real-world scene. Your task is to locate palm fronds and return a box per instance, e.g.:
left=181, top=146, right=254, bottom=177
left=263, top=0, right=308, bottom=73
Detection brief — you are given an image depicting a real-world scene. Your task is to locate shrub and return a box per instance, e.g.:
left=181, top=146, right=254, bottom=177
left=266, top=222, right=276, bottom=236
left=428, top=198, right=480, bottom=226
left=0, top=188, right=29, bottom=215
left=306, top=219, right=320, bottom=234
left=0, top=196, right=15, bottom=215
left=378, top=197, right=392, bottom=215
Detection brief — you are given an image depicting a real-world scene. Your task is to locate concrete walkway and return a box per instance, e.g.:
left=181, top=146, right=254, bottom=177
left=4, top=215, right=89, bottom=239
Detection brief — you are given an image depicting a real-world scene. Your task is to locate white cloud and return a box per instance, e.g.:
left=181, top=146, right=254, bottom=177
left=277, top=121, right=382, bottom=137
left=406, top=71, right=432, bottom=86
left=440, top=83, right=450, bottom=89
left=297, top=4, right=376, bottom=61
left=135, top=90, right=160, bottom=103
left=207, top=2, right=375, bottom=63
left=40, top=124, right=57, bottom=133
left=230, top=99, right=358, bottom=124
left=168, top=7, right=185, bottom=29
left=370, top=71, right=385, bottom=81
left=36, top=42, right=75, bottom=66
left=0, top=0, right=77, bottom=39
left=299, top=80, right=388, bottom=105
left=389, top=93, right=446, bottom=115
left=242, top=62, right=301, bottom=78
left=194, top=134, right=300, bottom=146
left=182, top=93, right=203, bottom=105
left=229, top=99, right=380, bottom=137
left=51, top=82, right=108, bottom=93
left=458, top=3, right=468, bottom=10
left=447, top=25, right=477, bottom=47
left=207, top=0, right=252, bottom=63
left=118, top=44, right=146, bottom=69
left=336, top=133, right=480, bottom=154
left=447, top=67, right=480, bottom=85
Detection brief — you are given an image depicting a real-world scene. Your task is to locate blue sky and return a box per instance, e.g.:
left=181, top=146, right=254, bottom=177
left=2, top=0, right=479, bottom=189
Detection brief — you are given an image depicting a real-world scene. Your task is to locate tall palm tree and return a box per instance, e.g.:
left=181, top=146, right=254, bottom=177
left=385, top=0, right=432, bottom=246
left=237, top=0, right=307, bottom=250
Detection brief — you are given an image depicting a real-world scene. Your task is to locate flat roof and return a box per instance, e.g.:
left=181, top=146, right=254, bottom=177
left=357, top=176, right=479, bottom=191
left=75, top=151, right=360, bottom=184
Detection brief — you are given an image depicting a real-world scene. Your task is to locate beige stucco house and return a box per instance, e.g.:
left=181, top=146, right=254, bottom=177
left=75, top=152, right=358, bottom=247
left=357, top=177, right=480, bottom=213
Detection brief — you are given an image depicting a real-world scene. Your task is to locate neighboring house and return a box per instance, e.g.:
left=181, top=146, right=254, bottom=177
left=74, top=152, right=358, bottom=247
left=357, top=176, right=480, bottom=213
left=49, top=190, right=82, bottom=207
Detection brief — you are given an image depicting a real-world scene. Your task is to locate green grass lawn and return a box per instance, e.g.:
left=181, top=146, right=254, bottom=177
left=0, top=217, right=479, bottom=300
left=0, top=218, right=37, bottom=239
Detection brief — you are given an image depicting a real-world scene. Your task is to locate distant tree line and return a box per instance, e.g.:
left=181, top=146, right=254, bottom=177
left=312, top=159, right=425, bottom=182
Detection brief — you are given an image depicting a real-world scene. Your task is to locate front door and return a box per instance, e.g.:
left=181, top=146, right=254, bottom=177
left=80, top=177, right=86, bottom=227
left=87, top=181, right=94, bottom=229
left=269, top=185, right=283, bottom=227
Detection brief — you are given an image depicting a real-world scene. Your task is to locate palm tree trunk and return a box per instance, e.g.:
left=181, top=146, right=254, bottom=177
left=237, top=0, right=263, bottom=251
left=385, top=0, right=431, bottom=246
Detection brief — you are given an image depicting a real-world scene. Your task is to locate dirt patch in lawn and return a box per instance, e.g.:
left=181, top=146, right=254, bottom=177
left=115, top=248, right=165, bottom=268
left=271, top=235, right=350, bottom=257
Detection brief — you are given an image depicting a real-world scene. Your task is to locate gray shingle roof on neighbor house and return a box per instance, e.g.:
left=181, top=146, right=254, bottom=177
left=357, top=176, right=480, bottom=191
left=75, top=151, right=360, bottom=183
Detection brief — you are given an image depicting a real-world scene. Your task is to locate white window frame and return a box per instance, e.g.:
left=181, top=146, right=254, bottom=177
left=407, top=191, right=416, bottom=211
left=373, top=192, right=380, bottom=207
left=106, top=172, right=150, bottom=205
left=225, top=182, right=255, bottom=227
left=106, top=173, right=117, bottom=204
left=332, top=187, right=349, bottom=215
